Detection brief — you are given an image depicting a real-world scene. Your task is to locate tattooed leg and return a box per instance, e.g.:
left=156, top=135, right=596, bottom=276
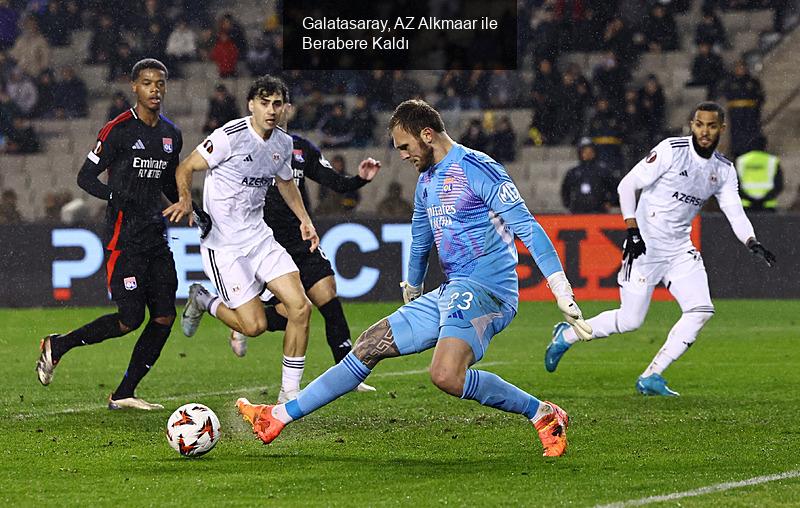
left=352, top=318, right=401, bottom=369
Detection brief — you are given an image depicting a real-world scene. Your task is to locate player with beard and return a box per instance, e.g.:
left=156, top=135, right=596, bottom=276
left=544, top=102, right=776, bottom=396
left=226, top=102, right=380, bottom=393
left=36, top=59, right=183, bottom=410
left=236, top=99, right=592, bottom=457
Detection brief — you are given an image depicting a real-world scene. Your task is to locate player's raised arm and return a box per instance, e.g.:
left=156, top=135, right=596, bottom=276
left=466, top=158, right=592, bottom=340
left=274, top=175, right=319, bottom=252
left=162, top=149, right=209, bottom=224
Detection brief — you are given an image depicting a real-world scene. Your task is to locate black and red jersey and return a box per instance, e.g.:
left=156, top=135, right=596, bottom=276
left=264, top=134, right=367, bottom=254
left=77, top=107, right=182, bottom=253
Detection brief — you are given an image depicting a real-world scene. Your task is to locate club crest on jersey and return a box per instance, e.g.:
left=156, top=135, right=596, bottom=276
left=442, top=176, right=455, bottom=193
left=124, top=277, right=137, bottom=290
left=272, top=152, right=281, bottom=162
left=203, top=139, right=213, bottom=153
left=162, top=137, right=173, bottom=153
left=498, top=182, right=521, bottom=205
left=709, top=174, right=718, bottom=183
left=646, top=151, right=657, bottom=163
left=292, top=149, right=305, bottom=163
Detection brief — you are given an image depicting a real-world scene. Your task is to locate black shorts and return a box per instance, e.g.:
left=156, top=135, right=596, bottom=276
left=106, top=243, right=177, bottom=317
left=290, top=245, right=335, bottom=292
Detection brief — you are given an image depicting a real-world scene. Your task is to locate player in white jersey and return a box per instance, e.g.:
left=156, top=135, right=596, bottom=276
left=163, top=76, right=318, bottom=402
left=544, top=102, right=776, bottom=396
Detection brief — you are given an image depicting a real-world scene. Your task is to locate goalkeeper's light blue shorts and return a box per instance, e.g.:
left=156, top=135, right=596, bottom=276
left=387, top=279, right=516, bottom=363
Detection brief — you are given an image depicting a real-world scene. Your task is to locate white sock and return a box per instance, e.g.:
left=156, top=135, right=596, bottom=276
left=531, top=401, right=553, bottom=423
left=642, top=347, right=674, bottom=377
left=281, top=355, right=305, bottom=392
left=272, top=404, right=293, bottom=424
left=562, top=326, right=579, bottom=344
left=208, top=297, right=221, bottom=317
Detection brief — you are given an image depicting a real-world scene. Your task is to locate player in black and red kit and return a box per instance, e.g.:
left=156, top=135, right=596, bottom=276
left=228, top=103, right=381, bottom=392
left=36, top=59, right=183, bottom=410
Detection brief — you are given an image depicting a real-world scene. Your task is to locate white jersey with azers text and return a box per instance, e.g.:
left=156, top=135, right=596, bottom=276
left=196, top=116, right=293, bottom=250
left=629, top=135, right=741, bottom=254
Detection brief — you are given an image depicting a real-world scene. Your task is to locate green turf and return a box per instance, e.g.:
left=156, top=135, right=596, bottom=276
left=2, top=300, right=799, bottom=507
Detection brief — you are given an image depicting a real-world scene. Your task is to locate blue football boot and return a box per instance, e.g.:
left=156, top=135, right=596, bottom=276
left=544, top=322, right=572, bottom=373
left=636, top=373, right=680, bottom=396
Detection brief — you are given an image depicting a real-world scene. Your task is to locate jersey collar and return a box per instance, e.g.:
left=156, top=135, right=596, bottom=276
left=429, top=142, right=464, bottom=174
left=246, top=116, right=273, bottom=144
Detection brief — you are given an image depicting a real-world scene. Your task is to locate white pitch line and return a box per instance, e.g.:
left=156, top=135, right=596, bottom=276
left=10, top=361, right=512, bottom=419
left=596, top=469, right=800, bottom=508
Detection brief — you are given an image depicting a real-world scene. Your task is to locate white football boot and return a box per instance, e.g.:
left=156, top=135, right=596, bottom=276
left=181, top=283, right=209, bottom=337
left=229, top=329, right=248, bottom=357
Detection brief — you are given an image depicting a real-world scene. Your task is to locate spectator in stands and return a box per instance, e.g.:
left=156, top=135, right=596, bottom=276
left=587, top=96, right=625, bottom=181
left=572, top=5, right=602, bottom=52
left=166, top=17, right=197, bottom=62
left=142, top=21, right=169, bottom=64
left=34, top=68, right=56, bottom=118
left=603, top=16, right=636, bottom=66
left=377, top=182, right=413, bottom=219
left=319, top=101, right=353, bottom=148
left=316, top=155, right=360, bottom=216
left=218, top=13, right=248, bottom=56
left=643, top=4, right=680, bottom=52
left=720, top=59, right=765, bottom=158
left=491, top=115, right=517, bottom=163
left=623, top=88, right=649, bottom=156
left=529, top=6, right=561, bottom=64
left=0, top=188, right=21, bottom=223
left=107, top=90, right=131, bottom=120
left=687, top=42, right=726, bottom=99
left=246, top=35, right=273, bottom=76
left=532, top=57, right=561, bottom=106
left=54, top=66, right=87, bottom=118
left=139, top=0, right=167, bottom=34
left=202, top=83, right=239, bottom=134
left=487, top=70, right=515, bottom=109
left=9, top=16, right=50, bottom=78
left=5, top=116, right=40, bottom=153
left=637, top=74, right=666, bottom=148
left=37, top=0, right=71, bottom=47
left=460, top=118, right=491, bottom=153
left=62, top=0, right=81, bottom=32
left=196, top=26, right=215, bottom=61
left=530, top=89, right=560, bottom=145
left=391, top=70, right=423, bottom=105
left=87, top=14, right=119, bottom=65
left=42, top=190, right=70, bottom=222
left=210, top=31, right=239, bottom=78
left=6, top=67, right=37, bottom=117
left=364, top=69, right=393, bottom=110
left=735, top=135, right=783, bottom=212
left=592, top=51, right=629, bottom=111
left=695, top=7, right=730, bottom=49
left=349, top=96, right=376, bottom=147
left=0, top=0, right=18, bottom=51
left=107, top=42, right=137, bottom=83
left=0, top=49, right=14, bottom=86
left=462, top=69, right=489, bottom=109
left=561, top=138, right=617, bottom=214
left=0, top=88, right=17, bottom=136
left=556, top=63, right=593, bottom=144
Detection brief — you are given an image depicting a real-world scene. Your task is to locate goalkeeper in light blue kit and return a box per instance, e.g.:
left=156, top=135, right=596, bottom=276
left=237, top=99, right=592, bottom=457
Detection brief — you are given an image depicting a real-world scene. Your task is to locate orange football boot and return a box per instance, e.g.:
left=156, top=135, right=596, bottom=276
left=533, top=401, right=569, bottom=457
left=236, top=398, right=285, bottom=444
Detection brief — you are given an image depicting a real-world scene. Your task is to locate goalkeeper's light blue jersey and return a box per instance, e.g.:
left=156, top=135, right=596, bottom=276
left=407, top=143, right=563, bottom=309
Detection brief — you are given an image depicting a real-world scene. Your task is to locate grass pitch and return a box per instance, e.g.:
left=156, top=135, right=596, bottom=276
left=2, top=300, right=799, bottom=507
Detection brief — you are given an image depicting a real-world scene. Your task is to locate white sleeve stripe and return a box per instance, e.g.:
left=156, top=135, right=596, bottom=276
left=87, top=151, right=99, bottom=164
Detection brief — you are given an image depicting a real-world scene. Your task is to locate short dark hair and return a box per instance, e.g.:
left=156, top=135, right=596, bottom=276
left=130, top=58, right=168, bottom=81
left=693, top=101, right=725, bottom=123
left=389, top=99, right=445, bottom=136
left=247, top=75, right=289, bottom=103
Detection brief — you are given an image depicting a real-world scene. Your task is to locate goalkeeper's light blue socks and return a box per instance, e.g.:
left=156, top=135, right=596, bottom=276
left=277, top=352, right=370, bottom=424
left=461, top=369, right=542, bottom=420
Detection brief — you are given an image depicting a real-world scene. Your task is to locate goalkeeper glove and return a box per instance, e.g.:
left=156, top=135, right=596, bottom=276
left=547, top=271, right=593, bottom=341
left=747, top=239, right=776, bottom=267
left=621, top=227, right=646, bottom=281
left=399, top=281, right=423, bottom=304
left=191, top=202, right=212, bottom=240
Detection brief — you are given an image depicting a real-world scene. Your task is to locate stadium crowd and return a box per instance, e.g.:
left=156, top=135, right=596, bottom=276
left=0, top=0, right=796, bottom=219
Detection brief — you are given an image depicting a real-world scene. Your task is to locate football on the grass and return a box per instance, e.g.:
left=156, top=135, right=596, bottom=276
left=166, top=403, right=220, bottom=457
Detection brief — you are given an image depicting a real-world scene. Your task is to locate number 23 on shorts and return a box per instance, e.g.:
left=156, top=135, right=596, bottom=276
left=447, top=291, right=474, bottom=310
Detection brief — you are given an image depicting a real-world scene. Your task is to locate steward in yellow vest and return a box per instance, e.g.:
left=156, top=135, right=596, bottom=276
left=735, top=137, right=783, bottom=212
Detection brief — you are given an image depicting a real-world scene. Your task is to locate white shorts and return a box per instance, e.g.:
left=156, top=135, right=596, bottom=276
left=619, top=248, right=706, bottom=295
left=201, top=235, right=298, bottom=309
